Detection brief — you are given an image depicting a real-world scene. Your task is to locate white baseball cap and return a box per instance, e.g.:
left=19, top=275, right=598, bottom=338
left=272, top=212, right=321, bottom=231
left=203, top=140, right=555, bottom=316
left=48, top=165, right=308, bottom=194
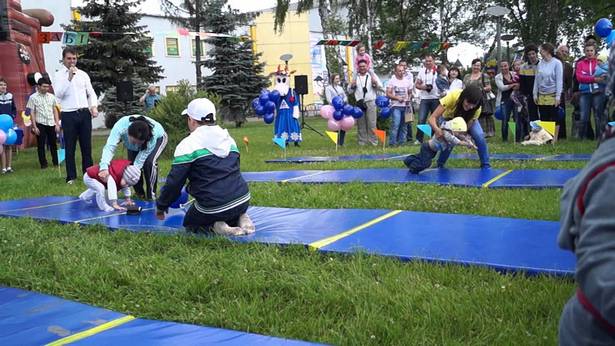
left=181, top=98, right=216, bottom=122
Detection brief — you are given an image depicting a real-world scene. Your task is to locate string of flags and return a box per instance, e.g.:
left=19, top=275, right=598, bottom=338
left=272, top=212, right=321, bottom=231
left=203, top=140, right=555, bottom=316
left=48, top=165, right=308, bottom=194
left=37, top=30, right=238, bottom=46
left=315, top=38, right=452, bottom=53
left=316, top=39, right=361, bottom=46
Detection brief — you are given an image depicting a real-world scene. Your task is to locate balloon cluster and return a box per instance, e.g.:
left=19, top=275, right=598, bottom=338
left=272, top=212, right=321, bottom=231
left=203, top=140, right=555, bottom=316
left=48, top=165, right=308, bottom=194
left=320, top=96, right=364, bottom=131
left=375, top=95, right=391, bottom=119
left=595, top=18, right=615, bottom=47
left=0, top=114, right=17, bottom=146
left=251, top=89, right=282, bottom=124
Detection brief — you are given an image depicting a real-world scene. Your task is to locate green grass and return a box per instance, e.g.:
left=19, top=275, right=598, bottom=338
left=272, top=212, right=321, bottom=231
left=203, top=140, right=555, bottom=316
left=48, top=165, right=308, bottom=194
left=0, top=116, right=595, bottom=345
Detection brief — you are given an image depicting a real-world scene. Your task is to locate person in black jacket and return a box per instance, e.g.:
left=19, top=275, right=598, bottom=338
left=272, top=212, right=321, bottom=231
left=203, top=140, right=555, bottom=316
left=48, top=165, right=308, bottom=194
left=156, top=98, right=254, bottom=236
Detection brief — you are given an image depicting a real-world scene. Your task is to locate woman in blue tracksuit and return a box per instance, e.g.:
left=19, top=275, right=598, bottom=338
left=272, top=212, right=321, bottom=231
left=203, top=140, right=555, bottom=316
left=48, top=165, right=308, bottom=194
left=99, top=115, right=167, bottom=200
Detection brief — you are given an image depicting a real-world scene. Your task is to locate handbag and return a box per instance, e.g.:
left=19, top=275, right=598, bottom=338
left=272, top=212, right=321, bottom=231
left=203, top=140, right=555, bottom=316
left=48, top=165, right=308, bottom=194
left=481, top=74, right=495, bottom=115
left=404, top=105, right=414, bottom=123
left=355, top=74, right=370, bottom=111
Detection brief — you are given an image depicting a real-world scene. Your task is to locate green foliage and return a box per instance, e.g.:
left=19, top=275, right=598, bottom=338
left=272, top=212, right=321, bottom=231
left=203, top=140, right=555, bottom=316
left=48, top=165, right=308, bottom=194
left=149, top=80, right=221, bottom=157
left=67, top=0, right=163, bottom=95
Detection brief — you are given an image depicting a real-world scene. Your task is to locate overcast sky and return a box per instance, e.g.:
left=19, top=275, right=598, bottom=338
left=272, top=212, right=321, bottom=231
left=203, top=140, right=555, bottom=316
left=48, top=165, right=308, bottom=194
left=72, top=0, right=278, bottom=14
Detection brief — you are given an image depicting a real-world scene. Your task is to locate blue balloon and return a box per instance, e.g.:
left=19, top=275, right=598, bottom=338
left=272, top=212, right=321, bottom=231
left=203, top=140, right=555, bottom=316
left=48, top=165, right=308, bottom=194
left=269, top=90, right=281, bottom=103
left=607, top=30, right=615, bottom=48
left=342, top=104, right=354, bottom=116
left=494, top=105, right=503, bottom=121
left=170, top=187, right=189, bottom=208
left=595, top=18, right=613, bottom=38
left=352, top=106, right=364, bottom=119
left=251, top=97, right=260, bottom=110
left=333, top=110, right=344, bottom=121
left=254, top=105, right=265, bottom=116
left=0, top=114, right=13, bottom=132
left=379, top=107, right=391, bottom=119
left=263, top=113, right=275, bottom=124
left=264, top=101, right=276, bottom=113
left=332, top=96, right=345, bottom=111
left=375, top=95, right=390, bottom=108
left=259, top=93, right=270, bottom=106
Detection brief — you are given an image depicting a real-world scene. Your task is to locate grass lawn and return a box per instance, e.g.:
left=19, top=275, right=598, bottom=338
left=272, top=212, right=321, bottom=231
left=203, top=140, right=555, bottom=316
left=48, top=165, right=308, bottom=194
left=0, top=116, right=595, bottom=345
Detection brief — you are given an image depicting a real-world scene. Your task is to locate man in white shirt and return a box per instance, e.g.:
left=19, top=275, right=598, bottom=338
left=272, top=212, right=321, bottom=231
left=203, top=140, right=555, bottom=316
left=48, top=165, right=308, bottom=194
left=54, top=47, right=99, bottom=184
left=348, top=59, right=383, bottom=145
left=415, top=54, right=440, bottom=143
left=400, top=60, right=416, bottom=142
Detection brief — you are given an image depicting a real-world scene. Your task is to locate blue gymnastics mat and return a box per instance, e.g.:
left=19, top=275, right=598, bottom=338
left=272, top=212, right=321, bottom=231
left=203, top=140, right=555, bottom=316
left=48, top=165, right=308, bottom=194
left=318, top=210, right=575, bottom=276
left=242, top=168, right=579, bottom=189
left=0, top=197, right=574, bottom=276
left=0, top=287, right=321, bottom=345
left=265, top=153, right=592, bottom=163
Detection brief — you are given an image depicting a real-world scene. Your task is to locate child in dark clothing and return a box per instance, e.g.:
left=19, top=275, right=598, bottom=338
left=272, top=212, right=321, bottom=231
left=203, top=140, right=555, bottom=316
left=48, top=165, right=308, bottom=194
left=156, top=98, right=254, bottom=236
left=0, top=77, right=17, bottom=174
left=404, top=117, right=477, bottom=173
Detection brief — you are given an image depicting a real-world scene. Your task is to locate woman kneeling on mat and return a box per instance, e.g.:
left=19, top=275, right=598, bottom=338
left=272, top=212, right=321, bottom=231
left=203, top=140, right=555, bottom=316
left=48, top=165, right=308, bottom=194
left=99, top=115, right=167, bottom=200
left=156, top=98, right=254, bottom=236
left=425, top=85, right=490, bottom=169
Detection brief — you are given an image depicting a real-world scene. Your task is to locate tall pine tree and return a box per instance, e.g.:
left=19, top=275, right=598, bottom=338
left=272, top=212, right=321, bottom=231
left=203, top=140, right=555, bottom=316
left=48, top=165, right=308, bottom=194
left=67, top=0, right=163, bottom=125
left=201, top=1, right=269, bottom=127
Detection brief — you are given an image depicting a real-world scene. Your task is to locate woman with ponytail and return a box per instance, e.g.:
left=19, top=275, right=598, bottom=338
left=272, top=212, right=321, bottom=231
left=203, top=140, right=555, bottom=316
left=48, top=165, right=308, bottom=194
left=426, top=85, right=491, bottom=168
left=99, top=115, right=167, bottom=200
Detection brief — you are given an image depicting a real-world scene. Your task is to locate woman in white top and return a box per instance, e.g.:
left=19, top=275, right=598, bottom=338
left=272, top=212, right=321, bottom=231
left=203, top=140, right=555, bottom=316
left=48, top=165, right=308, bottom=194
left=448, top=67, right=463, bottom=91
left=325, top=74, right=348, bottom=145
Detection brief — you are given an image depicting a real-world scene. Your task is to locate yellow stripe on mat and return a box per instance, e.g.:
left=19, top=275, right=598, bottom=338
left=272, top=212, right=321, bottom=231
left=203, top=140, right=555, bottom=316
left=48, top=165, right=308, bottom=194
left=0, top=199, right=81, bottom=213
left=309, top=210, right=402, bottom=250
left=481, top=169, right=513, bottom=189
left=46, top=315, right=135, bottom=346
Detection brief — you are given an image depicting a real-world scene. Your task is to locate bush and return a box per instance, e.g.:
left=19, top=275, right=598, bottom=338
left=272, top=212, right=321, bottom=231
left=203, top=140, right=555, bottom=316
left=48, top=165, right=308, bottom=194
left=149, top=80, right=221, bottom=158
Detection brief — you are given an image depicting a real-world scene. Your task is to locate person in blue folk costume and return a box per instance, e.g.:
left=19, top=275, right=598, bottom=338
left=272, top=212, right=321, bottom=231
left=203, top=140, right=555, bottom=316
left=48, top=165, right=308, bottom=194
left=272, top=63, right=302, bottom=146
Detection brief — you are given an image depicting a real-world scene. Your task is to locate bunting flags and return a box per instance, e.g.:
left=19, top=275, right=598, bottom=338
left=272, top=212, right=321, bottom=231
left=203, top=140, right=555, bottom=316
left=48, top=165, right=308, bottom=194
left=37, top=30, right=236, bottom=45
left=417, top=124, right=432, bottom=138
left=325, top=131, right=338, bottom=145
left=392, top=40, right=452, bottom=53
left=315, top=39, right=361, bottom=47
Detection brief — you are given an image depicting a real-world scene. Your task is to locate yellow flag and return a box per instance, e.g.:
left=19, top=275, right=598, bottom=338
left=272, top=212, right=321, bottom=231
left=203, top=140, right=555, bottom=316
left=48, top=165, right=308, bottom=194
left=541, top=121, right=556, bottom=136
left=325, top=131, right=338, bottom=144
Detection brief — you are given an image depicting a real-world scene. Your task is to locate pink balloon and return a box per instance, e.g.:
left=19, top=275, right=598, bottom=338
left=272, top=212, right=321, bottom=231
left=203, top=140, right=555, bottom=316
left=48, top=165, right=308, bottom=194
left=327, top=119, right=341, bottom=131
left=340, top=116, right=355, bottom=131
left=320, top=105, right=335, bottom=119
left=0, top=130, right=5, bottom=145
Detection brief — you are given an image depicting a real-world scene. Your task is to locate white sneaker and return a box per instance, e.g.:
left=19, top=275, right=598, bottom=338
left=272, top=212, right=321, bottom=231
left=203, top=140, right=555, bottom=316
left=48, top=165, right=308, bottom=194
left=212, top=221, right=244, bottom=236
left=78, top=191, right=93, bottom=204
left=413, top=140, right=420, bottom=145
left=238, top=213, right=255, bottom=234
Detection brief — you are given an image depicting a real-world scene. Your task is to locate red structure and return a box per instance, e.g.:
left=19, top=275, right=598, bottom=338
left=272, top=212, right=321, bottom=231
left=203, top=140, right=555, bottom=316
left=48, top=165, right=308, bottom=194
left=0, top=0, right=53, bottom=145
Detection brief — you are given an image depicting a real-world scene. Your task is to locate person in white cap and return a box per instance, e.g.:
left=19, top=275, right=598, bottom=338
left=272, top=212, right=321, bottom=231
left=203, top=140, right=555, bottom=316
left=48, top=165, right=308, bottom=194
left=80, top=159, right=141, bottom=212
left=156, top=98, right=255, bottom=236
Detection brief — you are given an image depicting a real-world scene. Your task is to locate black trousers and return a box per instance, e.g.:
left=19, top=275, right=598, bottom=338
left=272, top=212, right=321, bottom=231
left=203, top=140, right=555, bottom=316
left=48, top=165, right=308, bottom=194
left=538, top=105, right=557, bottom=122
left=128, top=134, right=168, bottom=200
left=61, top=109, right=92, bottom=181
left=527, top=95, right=539, bottom=122
left=35, top=124, right=58, bottom=167
left=404, top=142, right=437, bottom=174
left=183, top=200, right=249, bottom=232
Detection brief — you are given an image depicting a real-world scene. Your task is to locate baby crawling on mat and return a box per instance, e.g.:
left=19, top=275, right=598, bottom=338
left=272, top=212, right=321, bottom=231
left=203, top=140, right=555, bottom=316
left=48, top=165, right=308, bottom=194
left=79, top=159, right=140, bottom=212
left=404, top=117, right=477, bottom=174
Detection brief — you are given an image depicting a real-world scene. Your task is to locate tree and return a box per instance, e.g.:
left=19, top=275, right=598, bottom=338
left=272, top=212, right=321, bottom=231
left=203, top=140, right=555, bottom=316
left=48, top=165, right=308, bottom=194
left=67, top=0, right=163, bottom=124
left=199, top=1, right=269, bottom=127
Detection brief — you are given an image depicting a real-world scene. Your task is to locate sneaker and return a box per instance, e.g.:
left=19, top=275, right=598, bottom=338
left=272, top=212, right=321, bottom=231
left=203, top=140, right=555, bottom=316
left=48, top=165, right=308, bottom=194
left=413, top=140, right=420, bottom=145
left=1, top=169, right=6, bottom=174
left=238, top=213, right=256, bottom=234
left=67, top=180, right=75, bottom=185
left=5, top=167, right=13, bottom=173
left=212, top=221, right=245, bottom=236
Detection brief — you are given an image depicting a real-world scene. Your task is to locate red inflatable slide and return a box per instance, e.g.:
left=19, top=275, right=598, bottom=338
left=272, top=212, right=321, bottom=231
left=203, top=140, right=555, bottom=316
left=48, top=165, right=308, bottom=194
left=0, top=0, right=53, bottom=146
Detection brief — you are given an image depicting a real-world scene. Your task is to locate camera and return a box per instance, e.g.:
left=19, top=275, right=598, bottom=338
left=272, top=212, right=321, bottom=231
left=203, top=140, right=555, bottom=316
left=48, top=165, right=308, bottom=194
left=425, top=84, right=433, bottom=92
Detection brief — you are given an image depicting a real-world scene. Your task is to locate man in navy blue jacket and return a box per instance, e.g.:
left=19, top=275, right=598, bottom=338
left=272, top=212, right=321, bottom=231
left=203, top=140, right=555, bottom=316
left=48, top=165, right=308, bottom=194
left=156, top=98, right=254, bottom=236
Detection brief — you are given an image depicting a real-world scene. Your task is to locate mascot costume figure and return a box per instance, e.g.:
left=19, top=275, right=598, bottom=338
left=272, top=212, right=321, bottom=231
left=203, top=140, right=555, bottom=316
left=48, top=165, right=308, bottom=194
left=272, top=64, right=302, bottom=146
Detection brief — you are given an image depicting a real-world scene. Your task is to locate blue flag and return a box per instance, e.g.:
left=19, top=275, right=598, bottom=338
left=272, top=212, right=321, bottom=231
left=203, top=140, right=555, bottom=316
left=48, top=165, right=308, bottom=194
left=273, top=137, right=286, bottom=149
left=57, top=148, right=65, bottom=164
left=417, top=124, right=432, bottom=138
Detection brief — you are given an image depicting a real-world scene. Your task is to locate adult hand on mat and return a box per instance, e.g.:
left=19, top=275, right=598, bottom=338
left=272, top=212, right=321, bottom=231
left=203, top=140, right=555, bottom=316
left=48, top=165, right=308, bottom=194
left=156, top=209, right=166, bottom=220
left=98, top=169, right=110, bottom=182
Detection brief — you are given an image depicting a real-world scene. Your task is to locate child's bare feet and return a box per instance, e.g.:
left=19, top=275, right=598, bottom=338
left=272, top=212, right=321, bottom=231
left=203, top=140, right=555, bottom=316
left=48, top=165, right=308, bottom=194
left=212, top=221, right=244, bottom=236
left=238, top=213, right=255, bottom=234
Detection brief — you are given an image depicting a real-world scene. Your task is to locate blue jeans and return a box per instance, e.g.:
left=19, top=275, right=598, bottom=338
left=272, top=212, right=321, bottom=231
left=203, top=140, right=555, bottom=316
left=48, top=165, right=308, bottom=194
left=389, top=107, right=408, bottom=146
left=579, top=93, right=607, bottom=140
left=416, top=99, right=440, bottom=143
left=500, top=98, right=517, bottom=142
left=437, top=120, right=490, bottom=168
